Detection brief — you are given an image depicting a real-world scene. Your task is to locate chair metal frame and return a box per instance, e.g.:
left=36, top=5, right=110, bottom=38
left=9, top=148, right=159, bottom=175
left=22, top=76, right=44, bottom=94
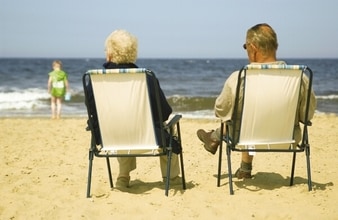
left=83, top=68, right=186, bottom=197
left=217, top=64, right=314, bottom=195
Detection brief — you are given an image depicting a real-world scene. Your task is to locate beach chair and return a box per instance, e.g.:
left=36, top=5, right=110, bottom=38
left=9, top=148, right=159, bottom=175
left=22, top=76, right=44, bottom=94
left=83, top=68, right=186, bottom=197
left=217, top=64, right=314, bottom=195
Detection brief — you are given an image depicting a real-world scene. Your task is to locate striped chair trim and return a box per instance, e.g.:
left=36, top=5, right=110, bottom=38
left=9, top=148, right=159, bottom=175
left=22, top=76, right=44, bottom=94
left=245, top=64, right=307, bottom=70
left=86, top=68, right=148, bottom=74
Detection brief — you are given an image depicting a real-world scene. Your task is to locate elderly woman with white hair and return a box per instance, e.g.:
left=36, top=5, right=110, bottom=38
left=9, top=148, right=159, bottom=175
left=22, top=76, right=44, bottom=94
left=87, top=29, right=181, bottom=188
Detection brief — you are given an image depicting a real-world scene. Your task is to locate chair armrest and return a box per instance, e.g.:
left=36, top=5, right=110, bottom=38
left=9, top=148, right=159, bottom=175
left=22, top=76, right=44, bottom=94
left=165, top=114, right=182, bottom=129
left=225, top=120, right=232, bottom=125
left=300, top=120, right=312, bottom=126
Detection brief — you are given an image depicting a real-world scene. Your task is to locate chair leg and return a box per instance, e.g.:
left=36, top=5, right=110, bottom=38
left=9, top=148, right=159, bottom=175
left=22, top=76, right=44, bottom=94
left=87, top=148, right=94, bottom=198
left=176, top=123, right=186, bottom=190
left=179, top=151, right=186, bottom=190
left=290, top=152, right=296, bottom=186
left=165, top=149, right=172, bottom=196
left=217, top=124, right=224, bottom=187
left=217, top=141, right=223, bottom=187
left=226, top=145, right=234, bottom=195
left=305, top=146, right=312, bottom=191
left=106, top=157, right=113, bottom=188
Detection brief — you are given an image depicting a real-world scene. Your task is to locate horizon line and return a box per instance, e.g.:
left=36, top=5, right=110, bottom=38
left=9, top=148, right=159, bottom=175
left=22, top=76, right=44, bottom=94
left=0, top=56, right=337, bottom=60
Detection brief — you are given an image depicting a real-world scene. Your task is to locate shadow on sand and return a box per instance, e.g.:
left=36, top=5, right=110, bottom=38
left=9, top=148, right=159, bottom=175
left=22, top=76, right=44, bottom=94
left=111, top=179, right=196, bottom=196
left=213, top=172, right=333, bottom=192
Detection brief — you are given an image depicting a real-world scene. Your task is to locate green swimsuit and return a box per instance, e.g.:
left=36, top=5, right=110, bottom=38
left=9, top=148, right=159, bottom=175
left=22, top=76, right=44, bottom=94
left=49, top=70, right=68, bottom=97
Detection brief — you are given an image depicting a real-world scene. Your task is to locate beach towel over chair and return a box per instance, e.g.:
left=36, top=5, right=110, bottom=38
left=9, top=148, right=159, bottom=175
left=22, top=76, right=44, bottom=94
left=217, top=64, right=315, bottom=194
left=83, top=68, right=186, bottom=197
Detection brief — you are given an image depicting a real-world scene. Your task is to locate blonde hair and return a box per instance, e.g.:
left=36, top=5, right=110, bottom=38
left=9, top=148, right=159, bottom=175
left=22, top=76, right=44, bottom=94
left=105, top=30, right=138, bottom=64
left=246, top=23, right=278, bottom=56
left=52, top=60, right=62, bottom=69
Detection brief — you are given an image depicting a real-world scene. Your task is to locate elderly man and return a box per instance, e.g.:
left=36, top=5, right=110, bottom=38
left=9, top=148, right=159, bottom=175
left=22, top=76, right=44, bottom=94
left=197, top=23, right=317, bottom=179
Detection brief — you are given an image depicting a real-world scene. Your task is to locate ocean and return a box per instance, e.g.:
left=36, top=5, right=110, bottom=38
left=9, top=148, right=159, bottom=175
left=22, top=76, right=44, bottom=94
left=0, top=58, right=337, bottom=118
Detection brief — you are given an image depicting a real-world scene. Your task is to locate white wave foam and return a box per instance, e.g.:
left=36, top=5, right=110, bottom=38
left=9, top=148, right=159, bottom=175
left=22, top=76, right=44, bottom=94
left=316, top=94, right=338, bottom=100
left=0, top=88, right=50, bottom=110
left=174, top=110, right=215, bottom=119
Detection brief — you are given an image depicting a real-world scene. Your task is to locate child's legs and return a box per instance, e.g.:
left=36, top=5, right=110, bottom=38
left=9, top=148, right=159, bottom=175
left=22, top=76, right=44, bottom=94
left=50, top=96, right=56, bottom=118
left=56, top=98, right=62, bottom=118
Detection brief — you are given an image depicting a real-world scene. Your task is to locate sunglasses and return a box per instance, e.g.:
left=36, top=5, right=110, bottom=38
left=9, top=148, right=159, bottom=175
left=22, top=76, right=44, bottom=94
left=243, top=43, right=247, bottom=50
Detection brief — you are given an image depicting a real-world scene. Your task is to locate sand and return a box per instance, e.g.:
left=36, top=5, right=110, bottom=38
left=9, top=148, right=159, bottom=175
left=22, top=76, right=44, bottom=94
left=1, top=114, right=337, bottom=219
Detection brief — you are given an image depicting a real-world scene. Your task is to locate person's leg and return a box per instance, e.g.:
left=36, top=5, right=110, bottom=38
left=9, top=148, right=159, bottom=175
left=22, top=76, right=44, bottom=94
left=197, top=127, right=221, bottom=154
left=50, top=96, right=56, bottom=119
left=235, top=152, right=253, bottom=179
left=198, top=126, right=253, bottom=179
left=116, top=157, right=136, bottom=187
left=160, top=153, right=180, bottom=180
left=242, top=152, right=253, bottom=164
left=56, top=98, right=62, bottom=119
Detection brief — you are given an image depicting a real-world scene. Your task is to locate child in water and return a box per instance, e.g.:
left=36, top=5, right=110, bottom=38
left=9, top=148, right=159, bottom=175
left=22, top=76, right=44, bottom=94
left=47, top=60, right=69, bottom=119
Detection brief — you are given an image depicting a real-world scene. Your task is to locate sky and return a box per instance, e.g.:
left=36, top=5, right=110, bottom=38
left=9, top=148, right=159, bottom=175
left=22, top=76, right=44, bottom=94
left=1, top=0, right=337, bottom=59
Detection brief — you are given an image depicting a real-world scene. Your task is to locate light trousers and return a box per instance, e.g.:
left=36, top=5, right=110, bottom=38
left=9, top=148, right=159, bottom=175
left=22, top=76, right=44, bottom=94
left=117, top=153, right=180, bottom=179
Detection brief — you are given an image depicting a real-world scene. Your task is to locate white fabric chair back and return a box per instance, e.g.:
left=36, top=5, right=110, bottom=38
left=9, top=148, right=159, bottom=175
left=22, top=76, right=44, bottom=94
left=90, top=70, right=158, bottom=154
left=237, top=65, right=303, bottom=150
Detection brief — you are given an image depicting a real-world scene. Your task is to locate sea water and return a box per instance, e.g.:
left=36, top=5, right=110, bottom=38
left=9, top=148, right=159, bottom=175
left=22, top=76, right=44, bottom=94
left=0, top=58, right=337, bottom=118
